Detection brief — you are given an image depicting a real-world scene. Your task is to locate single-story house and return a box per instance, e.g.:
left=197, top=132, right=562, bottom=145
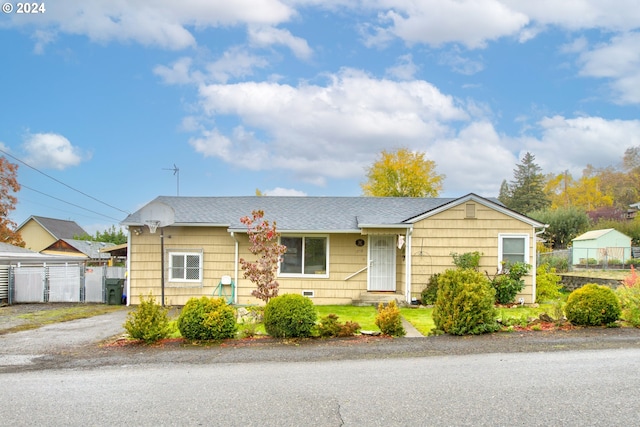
left=572, top=228, right=632, bottom=266
left=121, top=194, right=546, bottom=306
left=41, top=239, right=115, bottom=266
left=17, top=216, right=89, bottom=252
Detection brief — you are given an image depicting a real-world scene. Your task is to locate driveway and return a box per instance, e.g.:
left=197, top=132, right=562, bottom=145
left=0, top=307, right=128, bottom=367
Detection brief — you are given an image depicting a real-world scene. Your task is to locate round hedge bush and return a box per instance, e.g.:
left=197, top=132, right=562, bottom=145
left=264, top=294, right=317, bottom=338
left=432, top=268, right=498, bottom=335
left=177, top=296, right=237, bottom=341
left=565, top=284, right=621, bottom=326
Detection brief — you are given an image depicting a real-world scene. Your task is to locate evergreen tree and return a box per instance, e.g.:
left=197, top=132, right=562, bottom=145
left=504, top=152, right=550, bottom=214
left=498, top=179, right=510, bottom=205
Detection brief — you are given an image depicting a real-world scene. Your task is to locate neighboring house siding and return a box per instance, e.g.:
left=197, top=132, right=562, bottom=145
left=410, top=201, right=536, bottom=303
left=19, top=220, right=57, bottom=252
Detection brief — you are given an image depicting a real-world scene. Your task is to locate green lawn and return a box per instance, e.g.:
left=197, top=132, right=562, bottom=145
left=316, top=305, right=379, bottom=331
left=166, top=303, right=560, bottom=339
left=399, top=307, right=434, bottom=335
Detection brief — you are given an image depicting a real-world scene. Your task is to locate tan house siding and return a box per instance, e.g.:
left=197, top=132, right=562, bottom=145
left=19, top=219, right=57, bottom=252
left=237, top=233, right=369, bottom=305
left=410, top=202, right=537, bottom=303
left=130, top=229, right=372, bottom=306
left=129, top=226, right=236, bottom=306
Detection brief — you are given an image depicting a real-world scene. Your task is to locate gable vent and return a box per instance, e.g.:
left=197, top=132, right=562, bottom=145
left=465, top=203, right=476, bottom=219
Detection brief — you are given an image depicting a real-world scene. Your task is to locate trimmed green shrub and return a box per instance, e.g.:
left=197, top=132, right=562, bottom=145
left=490, top=262, right=530, bottom=305
left=432, top=268, right=498, bottom=335
left=375, top=301, right=406, bottom=337
left=420, top=274, right=440, bottom=305
left=451, top=251, right=482, bottom=270
left=177, top=297, right=237, bottom=341
left=536, top=264, right=562, bottom=302
left=315, top=314, right=361, bottom=338
left=565, top=284, right=621, bottom=326
left=264, top=294, right=317, bottom=338
left=123, top=293, right=171, bottom=343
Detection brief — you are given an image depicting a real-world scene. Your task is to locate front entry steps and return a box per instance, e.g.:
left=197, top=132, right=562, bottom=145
left=352, top=292, right=404, bottom=307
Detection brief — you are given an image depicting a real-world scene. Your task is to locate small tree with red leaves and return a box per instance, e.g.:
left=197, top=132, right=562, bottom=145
left=239, top=210, right=287, bottom=304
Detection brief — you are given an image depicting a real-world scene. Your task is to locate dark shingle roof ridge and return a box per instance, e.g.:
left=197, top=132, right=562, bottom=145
left=30, top=216, right=89, bottom=239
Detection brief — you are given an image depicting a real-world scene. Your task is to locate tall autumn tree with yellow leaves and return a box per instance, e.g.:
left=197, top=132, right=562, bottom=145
left=0, top=156, right=24, bottom=247
left=361, top=147, right=444, bottom=197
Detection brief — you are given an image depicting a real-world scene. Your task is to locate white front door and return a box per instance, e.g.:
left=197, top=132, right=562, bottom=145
left=368, top=235, right=396, bottom=291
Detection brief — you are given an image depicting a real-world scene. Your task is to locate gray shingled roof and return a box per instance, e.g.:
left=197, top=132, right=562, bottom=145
left=25, top=216, right=89, bottom=239
left=60, top=239, right=115, bottom=259
left=122, top=194, right=516, bottom=232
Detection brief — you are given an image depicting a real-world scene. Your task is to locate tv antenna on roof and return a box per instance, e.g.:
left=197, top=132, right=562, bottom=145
left=162, top=164, right=180, bottom=196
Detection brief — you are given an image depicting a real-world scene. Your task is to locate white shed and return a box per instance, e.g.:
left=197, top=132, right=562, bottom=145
left=572, top=228, right=632, bottom=266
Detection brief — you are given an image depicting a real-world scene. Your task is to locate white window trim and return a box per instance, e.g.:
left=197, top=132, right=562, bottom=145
left=278, top=235, right=330, bottom=278
left=168, top=251, right=203, bottom=285
left=497, top=233, right=529, bottom=271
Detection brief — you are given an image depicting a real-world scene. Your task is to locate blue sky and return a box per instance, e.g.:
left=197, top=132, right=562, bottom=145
left=2, top=1, right=640, bottom=234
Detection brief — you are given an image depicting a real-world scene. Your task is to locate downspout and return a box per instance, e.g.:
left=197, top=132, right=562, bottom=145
left=404, top=228, right=413, bottom=303
left=126, top=227, right=132, bottom=306
left=230, top=231, right=239, bottom=304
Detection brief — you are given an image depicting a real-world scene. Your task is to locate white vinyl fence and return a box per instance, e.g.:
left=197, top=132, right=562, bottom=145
left=6, top=264, right=125, bottom=304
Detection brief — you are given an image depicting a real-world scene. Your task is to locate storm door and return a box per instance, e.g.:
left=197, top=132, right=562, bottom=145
left=368, top=235, right=396, bottom=291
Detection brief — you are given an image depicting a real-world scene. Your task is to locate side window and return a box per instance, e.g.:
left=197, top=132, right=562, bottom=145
left=169, top=252, right=202, bottom=283
left=499, top=234, right=529, bottom=267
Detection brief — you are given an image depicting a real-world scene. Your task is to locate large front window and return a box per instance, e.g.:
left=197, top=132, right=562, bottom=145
left=280, top=236, right=328, bottom=276
left=169, top=252, right=202, bottom=283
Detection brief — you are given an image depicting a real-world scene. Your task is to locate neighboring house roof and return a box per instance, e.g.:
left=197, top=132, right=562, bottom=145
left=122, top=193, right=545, bottom=231
left=573, top=228, right=630, bottom=241
left=100, top=243, right=127, bottom=258
left=17, top=216, right=88, bottom=239
left=0, top=242, right=82, bottom=263
left=43, top=239, right=115, bottom=260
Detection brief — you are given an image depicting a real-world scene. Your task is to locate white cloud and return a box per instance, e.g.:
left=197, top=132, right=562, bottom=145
left=192, top=69, right=468, bottom=184
left=511, top=0, right=640, bottom=32
left=577, top=32, right=640, bottom=104
left=438, top=50, right=484, bottom=75
left=22, top=133, right=86, bottom=170
left=155, top=48, right=269, bottom=85
left=248, top=26, right=313, bottom=60
left=430, top=121, right=517, bottom=196
left=154, top=57, right=200, bottom=85
left=520, top=115, right=640, bottom=176
left=8, top=0, right=294, bottom=50
left=264, top=187, right=307, bottom=196
left=205, top=47, right=270, bottom=83
left=368, top=0, right=529, bottom=49
left=385, top=54, right=418, bottom=80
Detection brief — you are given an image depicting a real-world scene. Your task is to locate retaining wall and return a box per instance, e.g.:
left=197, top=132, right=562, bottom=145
left=559, top=275, right=622, bottom=292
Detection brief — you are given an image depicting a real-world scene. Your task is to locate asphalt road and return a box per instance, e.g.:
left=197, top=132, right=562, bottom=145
left=1, top=310, right=640, bottom=425
left=2, top=348, right=640, bottom=426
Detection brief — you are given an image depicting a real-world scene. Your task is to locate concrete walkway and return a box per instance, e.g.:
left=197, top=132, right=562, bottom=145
left=401, top=317, right=423, bottom=337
